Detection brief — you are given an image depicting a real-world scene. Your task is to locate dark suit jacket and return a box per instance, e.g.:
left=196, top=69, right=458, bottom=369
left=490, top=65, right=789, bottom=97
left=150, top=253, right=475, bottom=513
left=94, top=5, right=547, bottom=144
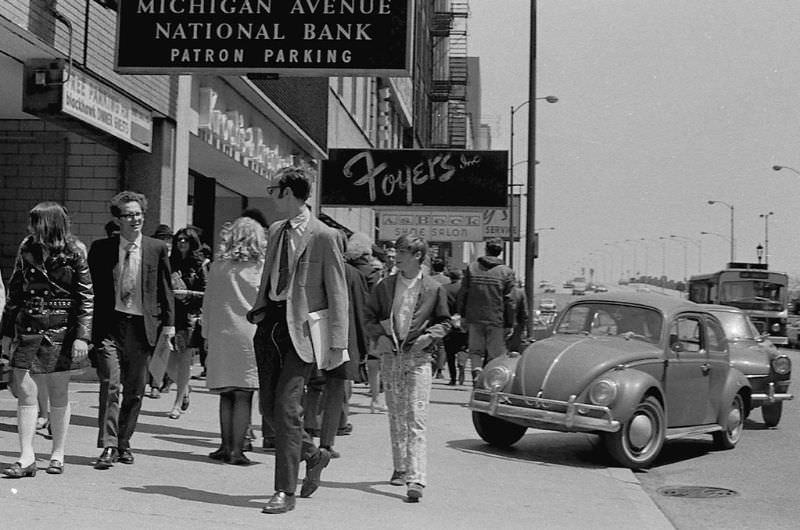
left=88, top=234, right=174, bottom=347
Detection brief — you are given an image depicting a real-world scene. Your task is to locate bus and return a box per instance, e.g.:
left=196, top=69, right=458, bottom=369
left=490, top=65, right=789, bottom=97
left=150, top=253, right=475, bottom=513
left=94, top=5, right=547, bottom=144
left=688, top=262, right=789, bottom=345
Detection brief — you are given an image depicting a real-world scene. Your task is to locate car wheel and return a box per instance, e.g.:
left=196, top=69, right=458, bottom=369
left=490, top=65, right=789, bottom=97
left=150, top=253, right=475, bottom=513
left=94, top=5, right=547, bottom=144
left=762, top=401, right=783, bottom=428
left=712, top=393, right=745, bottom=449
left=472, top=412, right=527, bottom=448
left=603, top=396, right=665, bottom=470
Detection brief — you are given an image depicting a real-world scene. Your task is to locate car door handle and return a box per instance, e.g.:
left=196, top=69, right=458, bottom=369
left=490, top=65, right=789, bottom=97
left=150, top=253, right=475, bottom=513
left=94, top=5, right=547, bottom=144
left=701, top=363, right=711, bottom=376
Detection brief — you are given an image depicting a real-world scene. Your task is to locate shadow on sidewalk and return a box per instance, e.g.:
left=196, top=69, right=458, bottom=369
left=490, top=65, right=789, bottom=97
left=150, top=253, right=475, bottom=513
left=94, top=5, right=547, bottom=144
left=318, top=479, right=407, bottom=501
left=447, top=433, right=608, bottom=468
left=120, top=484, right=269, bottom=508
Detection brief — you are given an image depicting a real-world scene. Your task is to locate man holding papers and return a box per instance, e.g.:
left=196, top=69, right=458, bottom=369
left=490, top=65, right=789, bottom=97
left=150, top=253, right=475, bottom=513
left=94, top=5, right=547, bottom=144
left=247, top=167, right=348, bottom=514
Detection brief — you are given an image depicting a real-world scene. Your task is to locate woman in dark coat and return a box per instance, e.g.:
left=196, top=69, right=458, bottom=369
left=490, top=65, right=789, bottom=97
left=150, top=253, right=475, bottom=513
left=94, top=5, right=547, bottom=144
left=1, top=202, right=93, bottom=477
left=166, top=227, right=206, bottom=419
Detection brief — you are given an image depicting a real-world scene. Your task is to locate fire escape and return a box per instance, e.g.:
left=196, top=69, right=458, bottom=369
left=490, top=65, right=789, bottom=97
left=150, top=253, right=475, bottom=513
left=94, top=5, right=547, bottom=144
left=430, top=1, right=469, bottom=149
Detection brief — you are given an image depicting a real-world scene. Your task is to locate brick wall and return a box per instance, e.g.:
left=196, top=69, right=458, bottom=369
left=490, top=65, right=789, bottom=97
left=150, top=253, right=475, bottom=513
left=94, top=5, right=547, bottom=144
left=0, top=119, right=121, bottom=280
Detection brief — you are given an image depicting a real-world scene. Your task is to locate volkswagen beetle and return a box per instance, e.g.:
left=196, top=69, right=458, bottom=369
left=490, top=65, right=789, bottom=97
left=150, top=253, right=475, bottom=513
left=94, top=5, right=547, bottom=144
left=469, top=293, right=751, bottom=469
left=700, top=304, right=792, bottom=427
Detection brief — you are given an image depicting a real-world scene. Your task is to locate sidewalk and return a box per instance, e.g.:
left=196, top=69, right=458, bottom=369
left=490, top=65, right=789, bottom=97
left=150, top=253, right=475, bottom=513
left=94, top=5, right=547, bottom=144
left=0, top=368, right=674, bottom=529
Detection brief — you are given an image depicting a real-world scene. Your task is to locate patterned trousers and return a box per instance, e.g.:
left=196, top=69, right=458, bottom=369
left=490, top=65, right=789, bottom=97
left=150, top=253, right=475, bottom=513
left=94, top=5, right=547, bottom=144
left=381, top=350, right=432, bottom=486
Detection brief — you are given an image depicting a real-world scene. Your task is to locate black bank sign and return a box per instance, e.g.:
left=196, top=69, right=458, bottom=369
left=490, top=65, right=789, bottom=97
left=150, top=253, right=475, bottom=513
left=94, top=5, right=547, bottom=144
left=321, top=149, right=508, bottom=208
left=115, top=0, right=413, bottom=76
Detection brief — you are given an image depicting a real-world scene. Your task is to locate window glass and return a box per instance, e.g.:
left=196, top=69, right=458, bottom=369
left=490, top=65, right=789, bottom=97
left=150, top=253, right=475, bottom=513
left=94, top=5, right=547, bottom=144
left=674, top=317, right=701, bottom=352
left=705, top=317, right=727, bottom=353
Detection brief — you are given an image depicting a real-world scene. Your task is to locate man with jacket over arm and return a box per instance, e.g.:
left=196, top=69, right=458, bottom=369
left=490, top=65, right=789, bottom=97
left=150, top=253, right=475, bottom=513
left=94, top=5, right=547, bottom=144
left=88, top=191, right=175, bottom=469
left=247, top=167, right=348, bottom=515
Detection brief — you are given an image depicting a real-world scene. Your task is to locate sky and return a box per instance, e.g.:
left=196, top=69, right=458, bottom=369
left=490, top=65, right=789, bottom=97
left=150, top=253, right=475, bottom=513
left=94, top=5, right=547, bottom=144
left=468, top=0, right=800, bottom=286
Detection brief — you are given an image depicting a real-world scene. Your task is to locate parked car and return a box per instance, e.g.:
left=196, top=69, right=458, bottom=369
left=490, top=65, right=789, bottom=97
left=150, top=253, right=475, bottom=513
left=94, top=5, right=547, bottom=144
left=469, top=293, right=750, bottom=469
left=594, top=285, right=608, bottom=293
left=538, top=298, right=557, bottom=312
left=544, top=284, right=557, bottom=293
left=701, top=304, right=792, bottom=427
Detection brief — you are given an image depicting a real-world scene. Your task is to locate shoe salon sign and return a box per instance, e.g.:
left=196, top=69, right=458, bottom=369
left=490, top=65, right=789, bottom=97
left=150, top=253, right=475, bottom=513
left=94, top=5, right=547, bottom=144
left=114, top=0, right=413, bottom=76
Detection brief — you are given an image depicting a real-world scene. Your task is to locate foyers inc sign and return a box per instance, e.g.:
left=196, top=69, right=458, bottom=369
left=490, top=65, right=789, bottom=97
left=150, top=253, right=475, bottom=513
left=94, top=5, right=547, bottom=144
left=115, top=0, right=414, bottom=76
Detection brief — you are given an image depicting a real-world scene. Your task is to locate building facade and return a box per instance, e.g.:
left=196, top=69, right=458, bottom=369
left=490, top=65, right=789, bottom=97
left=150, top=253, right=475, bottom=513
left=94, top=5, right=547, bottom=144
left=0, top=0, right=481, bottom=276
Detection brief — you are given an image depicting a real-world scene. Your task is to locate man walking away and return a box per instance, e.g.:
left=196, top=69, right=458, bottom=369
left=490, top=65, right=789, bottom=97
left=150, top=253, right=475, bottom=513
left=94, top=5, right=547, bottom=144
left=457, top=238, right=515, bottom=383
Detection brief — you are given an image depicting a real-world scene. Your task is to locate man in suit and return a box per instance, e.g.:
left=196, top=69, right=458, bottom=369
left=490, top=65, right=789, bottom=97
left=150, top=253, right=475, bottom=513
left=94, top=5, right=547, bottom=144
left=247, top=167, right=348, bottom=515
left=88, top=191, right=175, bottom=469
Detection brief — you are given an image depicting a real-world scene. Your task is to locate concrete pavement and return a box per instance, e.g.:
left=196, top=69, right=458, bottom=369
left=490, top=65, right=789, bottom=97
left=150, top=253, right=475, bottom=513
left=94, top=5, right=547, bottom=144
left=0, top=367, right=674, bottom=529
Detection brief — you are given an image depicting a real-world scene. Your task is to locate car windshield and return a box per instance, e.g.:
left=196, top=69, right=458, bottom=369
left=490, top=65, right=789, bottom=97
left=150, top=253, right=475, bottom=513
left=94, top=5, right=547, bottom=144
left=711, top=310, right=758, bottom=341
left=555, top=302, right=663, bottom=345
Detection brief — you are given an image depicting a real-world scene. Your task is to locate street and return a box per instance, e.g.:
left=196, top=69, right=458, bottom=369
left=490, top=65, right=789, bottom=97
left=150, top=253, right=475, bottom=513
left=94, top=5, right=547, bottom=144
left=0, top=366, right=669, bottom=530
left=635, top=346, right=800, bottom=530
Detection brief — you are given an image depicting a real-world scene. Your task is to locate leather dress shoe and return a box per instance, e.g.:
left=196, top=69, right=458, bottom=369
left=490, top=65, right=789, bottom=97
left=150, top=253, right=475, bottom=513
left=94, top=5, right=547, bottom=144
left=228, top=454, right=253, bottom=466
left=262, top=491, right=295, bottom=514
left=3, top=461, right=37, bottom=478
left=300, top=448, right=331, bottom=498
left=118, top=449, right=135, bottom=464
left=209, top=448, right=230, bottom=462
left=94, top=448, right=118, bottom=469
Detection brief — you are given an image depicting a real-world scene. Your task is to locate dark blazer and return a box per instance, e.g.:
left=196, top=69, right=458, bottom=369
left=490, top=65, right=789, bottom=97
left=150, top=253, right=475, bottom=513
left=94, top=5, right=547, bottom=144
left=88, top=234, right=174, bottom=347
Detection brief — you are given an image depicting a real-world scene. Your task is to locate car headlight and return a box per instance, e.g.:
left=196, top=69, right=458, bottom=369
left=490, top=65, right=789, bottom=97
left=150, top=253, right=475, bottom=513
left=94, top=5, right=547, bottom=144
left=771, top=322, right=781, bottom=333
left=772, top=355, right=791, bottom=375
left=481, top=366, right=512, bottom=392
left=588, top=379, right=618, bottom=406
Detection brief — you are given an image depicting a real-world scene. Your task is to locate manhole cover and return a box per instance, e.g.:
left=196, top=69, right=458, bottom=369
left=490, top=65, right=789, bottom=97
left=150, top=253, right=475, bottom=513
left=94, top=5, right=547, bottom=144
left=658, top=486, right=739, bottom=498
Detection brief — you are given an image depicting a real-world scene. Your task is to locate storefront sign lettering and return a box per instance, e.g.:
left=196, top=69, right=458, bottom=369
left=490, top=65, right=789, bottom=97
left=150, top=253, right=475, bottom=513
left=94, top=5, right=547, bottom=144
left=116, top=0, right=412, bottom=75
left=322, top=148, right=508, bottom=208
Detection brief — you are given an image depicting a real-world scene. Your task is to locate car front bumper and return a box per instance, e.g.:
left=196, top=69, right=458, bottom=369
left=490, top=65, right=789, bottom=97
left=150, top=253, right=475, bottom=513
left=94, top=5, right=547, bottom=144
left=749, top=381, right=793, bottom=405
left=469, top=389, right=621, bottom=433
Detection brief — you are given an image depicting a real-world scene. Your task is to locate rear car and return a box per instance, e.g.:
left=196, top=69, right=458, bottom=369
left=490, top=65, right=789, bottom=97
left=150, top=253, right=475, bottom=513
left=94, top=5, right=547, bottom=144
left=701, top=304, right=792, bottom=427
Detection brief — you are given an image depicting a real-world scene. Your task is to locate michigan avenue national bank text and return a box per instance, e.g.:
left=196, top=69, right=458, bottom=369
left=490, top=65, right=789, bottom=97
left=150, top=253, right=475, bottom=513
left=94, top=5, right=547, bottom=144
left=116, top=0, right=412, bottom=75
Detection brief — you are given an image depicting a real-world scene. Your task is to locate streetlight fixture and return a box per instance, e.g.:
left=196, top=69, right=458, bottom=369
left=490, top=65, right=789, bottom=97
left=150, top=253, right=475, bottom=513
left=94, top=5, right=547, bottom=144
left=707, top=200, right=735, bottom=262
left=509, top=98, right=557, bottom=271
left=759, top=211, right=774, bottom=266
left=772, top=165, right=800, bottom=176
left=756, top=244, right=764, bottom=265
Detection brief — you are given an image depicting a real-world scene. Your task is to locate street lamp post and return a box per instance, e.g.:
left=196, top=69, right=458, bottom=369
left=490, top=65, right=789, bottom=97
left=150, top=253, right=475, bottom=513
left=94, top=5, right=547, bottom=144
left=670, top=234, right=702, bottom=274
left=759, top=211, right=774, bottom=266
left=707, top=200, right=735, bottom=262
left=510, top=96, right=558, bottom=279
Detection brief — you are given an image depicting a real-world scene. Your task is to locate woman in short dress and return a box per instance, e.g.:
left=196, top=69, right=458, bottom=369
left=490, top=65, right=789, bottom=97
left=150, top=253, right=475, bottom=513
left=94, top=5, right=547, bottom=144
left=1, top=202, right=93, bottom=477
left=202, top=217, right=265, bottom=465
left=166, top=227, right=206, bottom=419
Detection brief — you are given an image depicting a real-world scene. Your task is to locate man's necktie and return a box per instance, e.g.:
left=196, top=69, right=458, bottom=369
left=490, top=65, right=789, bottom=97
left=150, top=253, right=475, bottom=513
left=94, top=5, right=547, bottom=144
left=276, top=221, right=291, bottom=295
left=120, top=241, right=136, bottom=306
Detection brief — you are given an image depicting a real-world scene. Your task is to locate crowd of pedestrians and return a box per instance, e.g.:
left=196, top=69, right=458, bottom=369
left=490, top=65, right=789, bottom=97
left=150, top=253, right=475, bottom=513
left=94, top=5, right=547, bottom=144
left=0, top=166, right=528, bottom=513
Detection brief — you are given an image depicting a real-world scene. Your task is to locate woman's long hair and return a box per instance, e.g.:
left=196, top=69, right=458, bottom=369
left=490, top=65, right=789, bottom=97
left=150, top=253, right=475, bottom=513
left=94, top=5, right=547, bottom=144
left=23, top=202, right=77, bottom=263
left=216, top=217, right=266, bottom=262
left=170, top=227, right=203, bottom=272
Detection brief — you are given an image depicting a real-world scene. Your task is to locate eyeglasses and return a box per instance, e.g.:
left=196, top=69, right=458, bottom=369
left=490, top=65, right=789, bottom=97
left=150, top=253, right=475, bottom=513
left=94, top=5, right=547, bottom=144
left=118, top=212, right=143, bottom=220
left=176, top=237, right=189, bottom=243
left=266, top=185, right=282, bottom=196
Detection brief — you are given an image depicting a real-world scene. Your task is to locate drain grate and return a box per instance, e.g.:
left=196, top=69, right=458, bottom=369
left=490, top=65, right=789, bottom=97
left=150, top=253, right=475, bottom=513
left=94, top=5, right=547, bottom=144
left=658, top=486, right=739, bottom=498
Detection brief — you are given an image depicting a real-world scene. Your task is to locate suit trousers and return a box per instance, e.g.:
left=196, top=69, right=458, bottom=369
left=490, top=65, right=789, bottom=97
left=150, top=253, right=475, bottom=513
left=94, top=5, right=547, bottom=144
left=96, top=313, right=153, bottom=451
left=382, top=349, right=432, bottom=487
left=254, top=304, right=318, bottom=494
